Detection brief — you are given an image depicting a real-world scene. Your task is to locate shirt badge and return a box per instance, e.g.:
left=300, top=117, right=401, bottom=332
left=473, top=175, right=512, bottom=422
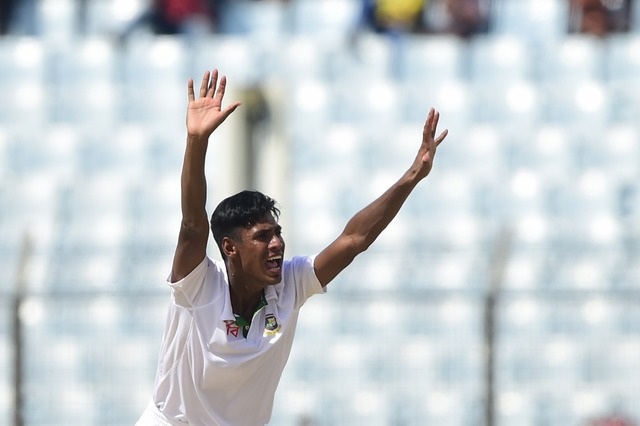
left=225, top=320, right=240, bottom=337
left=264, top=314, right=281, bottom=336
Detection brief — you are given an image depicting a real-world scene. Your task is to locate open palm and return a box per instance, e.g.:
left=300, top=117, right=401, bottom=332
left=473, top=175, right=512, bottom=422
left=186, top=69, right=241, bottom=140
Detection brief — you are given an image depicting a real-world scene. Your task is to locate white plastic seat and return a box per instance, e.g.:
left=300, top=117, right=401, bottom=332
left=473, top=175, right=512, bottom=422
left=0, top=37, right=45, bottom=86
left=217, top=0, right=286, bottom=40
left=44, top=37, right=120, bottom=127
left=473, top=80, right=541, bottom=127
left=332, top=77, right=401, bottom=130
left=606, top=34, right=640, bottom=83
left=469, top=35, right=533, bottom=85
left=122, top=35, right=187, bottom=88
left=400, top=77, right=473, bottom=128
left=84, top=0, right=149, bottom=36
left=290, top=0, right=362, bottom=42
left=0, top=39, right=49, bottom=127
left=543, top=80, right=611, bottom=128
left=36, top=0, right=78, bottom=44
left=191, top=36, right=258, bottom=87
left=503, top=250, right=546, bottom=290
left=495, top=390, right=537, bottom=426
left=0, top=81, right=48, bottom=128
left=539, top=35, right=605, bottom=84
left=606, top=35, right=640, bottom=121
left=552, top=254, right=616, bottom=290
left=399, top=34, right=466, bottom=84
left=492, top=0, right=569, bottom=48
left=55, top=37, right=117, bottom=86
left=328, top=33, right=395, bottom=82
left=121, top=37, right=187, bottom=123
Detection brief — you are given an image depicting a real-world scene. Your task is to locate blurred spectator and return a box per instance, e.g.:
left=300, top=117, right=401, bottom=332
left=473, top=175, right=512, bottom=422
left=586, top=414, right=637, bottom=426
left=423, top=0, right=491, bottom=38
left=124, top=0, right=218, bottom=37
left=358, top=0, right=428, bottom=34
left=0, top=0, right=37, bottom=36
left=0, top=0, right=12, bottom=35
left=443, top=0, right=491, bottom=37
left=569, top=0, right=632, bottom=36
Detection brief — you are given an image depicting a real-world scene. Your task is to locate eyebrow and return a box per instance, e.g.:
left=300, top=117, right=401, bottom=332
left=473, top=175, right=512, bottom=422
left=253, top=224, right=282, bottom=236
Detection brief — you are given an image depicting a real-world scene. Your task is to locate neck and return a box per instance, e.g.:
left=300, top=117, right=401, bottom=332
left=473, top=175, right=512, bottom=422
left=228, top=267, right=264, bottom=320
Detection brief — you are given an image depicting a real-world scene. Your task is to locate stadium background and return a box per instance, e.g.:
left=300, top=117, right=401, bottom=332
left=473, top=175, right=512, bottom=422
left=2, top=0, right=640, bottom=425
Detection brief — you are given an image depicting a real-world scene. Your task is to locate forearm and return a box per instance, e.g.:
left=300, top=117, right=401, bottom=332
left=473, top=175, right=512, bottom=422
left=343, top=169, right=421, bottom=252
left=180, top=135, right=210, bottom=230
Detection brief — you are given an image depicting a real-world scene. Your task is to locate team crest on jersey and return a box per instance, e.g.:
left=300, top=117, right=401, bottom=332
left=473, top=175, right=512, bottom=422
left=264, top=314, right=281, bottom=336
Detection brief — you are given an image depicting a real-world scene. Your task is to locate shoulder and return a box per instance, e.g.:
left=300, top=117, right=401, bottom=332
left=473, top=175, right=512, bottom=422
left=283, top=255, right=316, bottom=276
left=169, top=256, right=228, bottom=308
left=281, top=256, right=325, bottom=305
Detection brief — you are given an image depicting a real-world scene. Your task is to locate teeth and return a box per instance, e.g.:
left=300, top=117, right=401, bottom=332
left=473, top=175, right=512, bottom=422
left=268, top=256, right=282, bottom=262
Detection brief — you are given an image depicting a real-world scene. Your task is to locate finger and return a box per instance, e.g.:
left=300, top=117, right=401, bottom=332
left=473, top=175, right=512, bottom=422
left=432, top=110, right=440, bottom=138
left=188, top=78, right=195, bottom=102
left=215, top=75, right=227, bottom=102
left=199, top=71, right=210, bottom=98
left=222, top=101, right=241, bottom=116
left=216, top=102, right=242, bottom=123
left=423, top=107, right=435, bottom=136
left=435, top=129, right=448, bottom=147
left=208, top=69, right=219, bottom=97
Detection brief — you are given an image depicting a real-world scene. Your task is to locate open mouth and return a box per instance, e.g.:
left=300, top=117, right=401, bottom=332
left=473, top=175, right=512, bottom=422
left=266, top=255, right=283, bottom=272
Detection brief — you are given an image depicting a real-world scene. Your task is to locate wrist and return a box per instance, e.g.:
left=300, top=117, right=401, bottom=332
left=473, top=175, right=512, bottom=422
left=186, top=133, right=209, bottom=145
left=403, top=166, right=425, bottom=185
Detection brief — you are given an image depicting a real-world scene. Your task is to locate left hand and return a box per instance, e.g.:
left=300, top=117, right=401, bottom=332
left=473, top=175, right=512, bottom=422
left=413, top=107, right=448, bottom=180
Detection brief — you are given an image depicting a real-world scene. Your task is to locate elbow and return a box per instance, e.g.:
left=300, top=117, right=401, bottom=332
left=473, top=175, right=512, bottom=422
left=180, top=216, right=210, bottom=239
left=344, top=233, right=373, bottom=257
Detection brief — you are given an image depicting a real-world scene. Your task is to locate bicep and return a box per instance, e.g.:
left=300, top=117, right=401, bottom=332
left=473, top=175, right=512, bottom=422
left=171, top=221, right=209, bottom=282
left=313, top=234, right=361, bottom=287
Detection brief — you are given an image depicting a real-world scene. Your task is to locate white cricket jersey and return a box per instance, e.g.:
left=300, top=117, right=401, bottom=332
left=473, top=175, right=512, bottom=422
left=143, top=255, right=325, bottom=426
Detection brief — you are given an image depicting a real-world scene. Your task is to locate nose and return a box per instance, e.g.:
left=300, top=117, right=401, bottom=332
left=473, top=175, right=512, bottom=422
left=269, top=234, right=284, bottom=250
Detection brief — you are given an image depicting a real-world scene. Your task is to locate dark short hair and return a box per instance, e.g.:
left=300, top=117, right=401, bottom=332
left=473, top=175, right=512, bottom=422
left=210, top=190, right=280, bottom=257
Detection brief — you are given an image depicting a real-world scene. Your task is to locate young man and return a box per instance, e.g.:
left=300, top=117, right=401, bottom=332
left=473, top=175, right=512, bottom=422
left=136, top=69, right=448, bottom=425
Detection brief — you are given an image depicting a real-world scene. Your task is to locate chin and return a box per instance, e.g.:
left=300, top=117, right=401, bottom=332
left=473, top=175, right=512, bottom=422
left=265, top=273, right=282, bottom=285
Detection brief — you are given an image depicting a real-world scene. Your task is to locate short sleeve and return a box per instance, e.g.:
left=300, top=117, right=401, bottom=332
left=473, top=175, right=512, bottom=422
left=290, top=255, right=326, bottom=309
left=167, top=257, right=210, bottom=308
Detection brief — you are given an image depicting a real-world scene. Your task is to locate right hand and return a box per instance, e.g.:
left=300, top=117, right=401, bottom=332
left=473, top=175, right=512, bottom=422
left=186, top=69, right=241, bottom=140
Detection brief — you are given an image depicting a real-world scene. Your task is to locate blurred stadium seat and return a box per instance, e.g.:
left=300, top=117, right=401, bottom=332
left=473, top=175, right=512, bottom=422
left=290, top=0, right=361, bottom=42
left=217, top=0, right=286, bottom=40
left=1, top=1, right=640, bottom=425
left=491, top=0, right=569, bottom=48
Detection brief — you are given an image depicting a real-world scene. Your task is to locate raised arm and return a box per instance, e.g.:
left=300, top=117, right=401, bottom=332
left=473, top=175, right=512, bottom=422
left=171, top=70, right=241, bottom=282
left=313, top=108, right=448, bottom=286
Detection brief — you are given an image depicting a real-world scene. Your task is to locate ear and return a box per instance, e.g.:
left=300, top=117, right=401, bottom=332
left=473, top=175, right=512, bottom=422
left=222, top=236, right=237, bottom=258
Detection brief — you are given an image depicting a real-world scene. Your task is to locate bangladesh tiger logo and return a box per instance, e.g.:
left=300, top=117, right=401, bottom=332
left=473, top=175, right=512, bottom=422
left=264, top=314, right=281, bottom=336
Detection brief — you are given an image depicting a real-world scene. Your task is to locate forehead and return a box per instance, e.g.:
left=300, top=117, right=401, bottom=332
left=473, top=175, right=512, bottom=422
left=244, top=214, right=280, bottom=233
